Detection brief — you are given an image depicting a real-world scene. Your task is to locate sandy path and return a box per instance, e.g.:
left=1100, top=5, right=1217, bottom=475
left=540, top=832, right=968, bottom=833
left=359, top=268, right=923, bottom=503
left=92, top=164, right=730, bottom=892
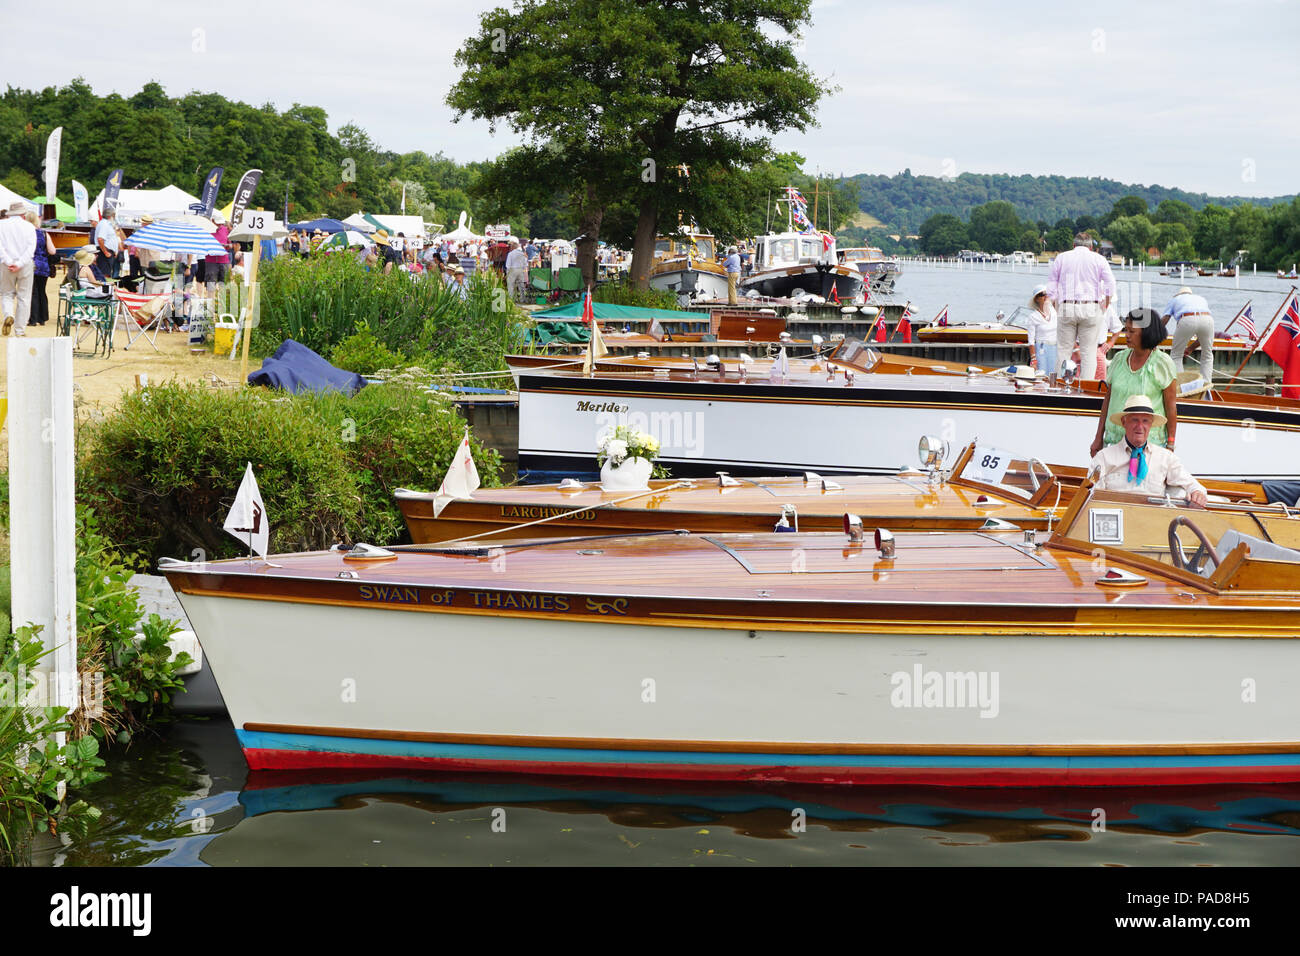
left=1, top=279, right=248, bottom=458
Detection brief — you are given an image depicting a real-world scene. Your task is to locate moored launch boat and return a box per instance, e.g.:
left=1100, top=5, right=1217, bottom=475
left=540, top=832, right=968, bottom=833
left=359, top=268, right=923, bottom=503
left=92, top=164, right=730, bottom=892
left=645, top=229, right=730, bottom=305
left=396, top=439, right=1274, bottom=544
left=162, top=484, right=1300, bottom=786
left=506, top=341, right=1300, bottom=482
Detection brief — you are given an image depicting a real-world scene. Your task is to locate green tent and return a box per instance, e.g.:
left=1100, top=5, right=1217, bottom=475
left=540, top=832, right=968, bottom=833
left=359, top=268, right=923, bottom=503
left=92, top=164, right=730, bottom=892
left=362, top=213, right=388, bottom=233
left=31, top=195, right=77, bottom=223
left=532, top=302, right=701, bottom=322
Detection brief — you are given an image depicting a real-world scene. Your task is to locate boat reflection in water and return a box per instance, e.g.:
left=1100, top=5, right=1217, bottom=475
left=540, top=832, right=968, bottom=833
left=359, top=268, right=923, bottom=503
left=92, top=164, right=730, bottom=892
left=55, top=721, right=1300, bottom=865
left=214, top=767, right=1300, bottom=865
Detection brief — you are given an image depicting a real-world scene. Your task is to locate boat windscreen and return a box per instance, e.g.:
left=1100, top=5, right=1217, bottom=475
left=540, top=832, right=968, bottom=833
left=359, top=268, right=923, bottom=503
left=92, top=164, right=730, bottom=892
left=829, top=337, right=881, bottom=373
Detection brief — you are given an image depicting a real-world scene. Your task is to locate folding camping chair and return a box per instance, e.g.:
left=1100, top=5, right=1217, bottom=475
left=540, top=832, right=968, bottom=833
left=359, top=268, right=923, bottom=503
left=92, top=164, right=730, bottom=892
left=58, top=286, right=117, bottom=357
left=114, top=285, right=174, bottom=352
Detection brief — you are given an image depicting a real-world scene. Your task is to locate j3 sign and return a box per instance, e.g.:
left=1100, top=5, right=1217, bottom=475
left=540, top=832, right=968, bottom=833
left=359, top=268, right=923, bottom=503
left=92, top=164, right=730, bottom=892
left=238, top=211, right=273, bottom=236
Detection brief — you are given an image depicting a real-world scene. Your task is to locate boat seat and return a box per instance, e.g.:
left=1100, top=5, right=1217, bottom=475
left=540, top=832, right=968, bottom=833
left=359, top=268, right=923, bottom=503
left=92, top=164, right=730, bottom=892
left=1214, top=529, right=1300, bottom=569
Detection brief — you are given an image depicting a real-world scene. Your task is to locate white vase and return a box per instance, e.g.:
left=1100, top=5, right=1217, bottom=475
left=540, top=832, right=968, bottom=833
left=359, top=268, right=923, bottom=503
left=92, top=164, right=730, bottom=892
left=600, top=456, right=652, bottom=492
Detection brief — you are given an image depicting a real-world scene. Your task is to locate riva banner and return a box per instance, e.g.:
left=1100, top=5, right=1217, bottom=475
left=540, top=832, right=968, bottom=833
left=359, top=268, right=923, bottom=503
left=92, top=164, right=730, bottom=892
left=44, top=127, right=62, bottom=202
left=229, top=169, right=262, bottom=229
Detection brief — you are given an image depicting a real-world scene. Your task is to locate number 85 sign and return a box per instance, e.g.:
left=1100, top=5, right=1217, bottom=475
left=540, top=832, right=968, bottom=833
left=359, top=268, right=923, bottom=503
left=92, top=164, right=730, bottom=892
left=966, top=445, right=1012, bottom=484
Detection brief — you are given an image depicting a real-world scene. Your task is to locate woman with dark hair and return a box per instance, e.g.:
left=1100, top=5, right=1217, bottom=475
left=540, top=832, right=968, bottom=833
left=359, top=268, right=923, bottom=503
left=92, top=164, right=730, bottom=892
left=1089, top=307, right=1178, bottom=457
left=26, top=211, right=56, bottom=325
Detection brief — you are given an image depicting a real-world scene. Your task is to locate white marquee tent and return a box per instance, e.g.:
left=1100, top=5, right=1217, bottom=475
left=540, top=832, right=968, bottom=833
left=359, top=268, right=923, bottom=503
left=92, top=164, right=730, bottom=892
left=92, top=184, right=203, bottom=224
left=0, top=183, right=38, bottom=215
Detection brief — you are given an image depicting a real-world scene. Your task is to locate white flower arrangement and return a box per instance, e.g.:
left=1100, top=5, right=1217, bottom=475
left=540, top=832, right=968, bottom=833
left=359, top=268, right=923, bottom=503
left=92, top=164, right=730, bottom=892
left=597, top=425, right=660, bottom=467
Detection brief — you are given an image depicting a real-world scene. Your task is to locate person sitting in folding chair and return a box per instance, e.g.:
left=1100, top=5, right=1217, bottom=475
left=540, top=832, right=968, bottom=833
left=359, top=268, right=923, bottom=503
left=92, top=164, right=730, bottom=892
left=114, top=286, right=174, bottom=352
left=73, top=246, right=111, bottom=295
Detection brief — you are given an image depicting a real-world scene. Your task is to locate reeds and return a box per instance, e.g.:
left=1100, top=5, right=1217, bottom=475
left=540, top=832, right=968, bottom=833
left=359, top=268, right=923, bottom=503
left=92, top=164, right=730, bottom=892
left=254, top=253, right=529, bottom=377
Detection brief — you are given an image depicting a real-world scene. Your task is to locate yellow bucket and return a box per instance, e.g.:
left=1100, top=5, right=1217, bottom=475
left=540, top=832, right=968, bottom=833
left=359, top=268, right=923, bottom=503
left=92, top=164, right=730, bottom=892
left=213, top=327, right=237, bottom=353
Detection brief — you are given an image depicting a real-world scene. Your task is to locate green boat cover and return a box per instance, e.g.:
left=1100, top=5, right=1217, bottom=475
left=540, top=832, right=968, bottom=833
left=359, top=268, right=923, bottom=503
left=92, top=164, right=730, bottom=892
left=530, top=321, right=592, bottom=345
left=531, top=302, right=701, bottom=322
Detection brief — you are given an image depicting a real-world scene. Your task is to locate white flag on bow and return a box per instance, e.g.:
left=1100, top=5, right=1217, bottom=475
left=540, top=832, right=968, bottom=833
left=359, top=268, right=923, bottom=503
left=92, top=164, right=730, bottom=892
left=434, top=429, right=481, bottom=517
left=222, top=462, right=269, bottom=557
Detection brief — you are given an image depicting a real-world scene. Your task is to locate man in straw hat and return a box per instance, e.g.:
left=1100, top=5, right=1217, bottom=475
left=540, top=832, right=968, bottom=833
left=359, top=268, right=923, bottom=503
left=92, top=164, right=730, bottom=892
left=1162, top=286, right=1215, bottom=385
left=0, top=200, right=37, bottom=335
left=1088, top=394, right=1206, bottom=506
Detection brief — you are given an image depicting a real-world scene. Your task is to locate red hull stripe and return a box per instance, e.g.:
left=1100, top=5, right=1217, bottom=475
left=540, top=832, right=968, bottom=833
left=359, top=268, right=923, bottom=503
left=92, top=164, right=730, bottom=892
left=238, top=730, right=1300, bottom=788
left=243, top=749, right=1300, bottom=787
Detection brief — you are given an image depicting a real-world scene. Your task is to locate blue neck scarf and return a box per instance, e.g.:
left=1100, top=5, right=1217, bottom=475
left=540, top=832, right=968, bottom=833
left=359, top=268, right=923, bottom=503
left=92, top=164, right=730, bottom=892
left=1126, top=440, right=1148, bottom=484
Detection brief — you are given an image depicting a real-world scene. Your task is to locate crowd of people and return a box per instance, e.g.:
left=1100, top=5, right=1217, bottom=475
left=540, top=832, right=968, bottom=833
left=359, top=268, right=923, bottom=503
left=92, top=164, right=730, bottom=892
left=280, top=229, right=623, bottom=301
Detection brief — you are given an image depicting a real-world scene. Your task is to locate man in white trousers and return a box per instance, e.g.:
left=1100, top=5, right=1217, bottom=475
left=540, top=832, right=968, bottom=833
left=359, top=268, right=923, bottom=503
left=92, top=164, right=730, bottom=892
left=1047, top=232, right=1116, bottom=380
left=0, top=201, right=37, bottom=337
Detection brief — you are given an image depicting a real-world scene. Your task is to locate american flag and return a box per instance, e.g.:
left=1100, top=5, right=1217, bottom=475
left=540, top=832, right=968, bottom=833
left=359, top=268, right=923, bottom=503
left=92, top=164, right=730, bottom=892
left=1239, top=304, right=1256, bottom=340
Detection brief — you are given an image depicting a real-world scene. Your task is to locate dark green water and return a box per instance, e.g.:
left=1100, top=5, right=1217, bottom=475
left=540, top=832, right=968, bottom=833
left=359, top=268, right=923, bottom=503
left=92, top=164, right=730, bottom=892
left=34, top=717, right=1300, bottom=866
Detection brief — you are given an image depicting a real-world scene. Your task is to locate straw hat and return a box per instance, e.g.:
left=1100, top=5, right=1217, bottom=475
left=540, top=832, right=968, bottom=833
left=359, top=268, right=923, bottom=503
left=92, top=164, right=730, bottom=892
left=1109, top=394, right=1167, bottom=428
left=1175, top=286, right=1193, bottom=296
left=73, top=246, right=97, bottom=266
left=373, top=230, right=390, bottom=246
left=6, top=201, right=28, bottom=216
left=140, top=214, right=154, bottom=225
left=1028, top=283, right=1048, bottom=307
left=453, top=265, right=465, bottom=275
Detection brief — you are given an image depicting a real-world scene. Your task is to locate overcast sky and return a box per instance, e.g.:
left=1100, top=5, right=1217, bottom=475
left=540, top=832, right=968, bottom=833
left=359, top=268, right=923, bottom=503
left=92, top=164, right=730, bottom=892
left=2, top=0, right=1295, bottom=198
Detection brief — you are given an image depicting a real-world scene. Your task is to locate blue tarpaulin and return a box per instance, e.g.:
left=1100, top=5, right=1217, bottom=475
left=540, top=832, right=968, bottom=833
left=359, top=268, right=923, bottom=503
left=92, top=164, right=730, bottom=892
left=247, top=340, right=367, bottom=395
left=287, top=218, right=353, bottom=234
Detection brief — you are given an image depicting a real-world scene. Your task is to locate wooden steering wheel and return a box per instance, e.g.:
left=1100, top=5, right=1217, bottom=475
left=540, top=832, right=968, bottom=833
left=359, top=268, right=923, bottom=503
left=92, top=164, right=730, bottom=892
left=1168, top=516, right=1220, bottom=574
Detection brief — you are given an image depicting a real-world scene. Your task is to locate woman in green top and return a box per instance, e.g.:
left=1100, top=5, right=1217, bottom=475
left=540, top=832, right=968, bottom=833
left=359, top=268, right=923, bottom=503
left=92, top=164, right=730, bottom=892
left=1089, top=307, right=1179, bottom=457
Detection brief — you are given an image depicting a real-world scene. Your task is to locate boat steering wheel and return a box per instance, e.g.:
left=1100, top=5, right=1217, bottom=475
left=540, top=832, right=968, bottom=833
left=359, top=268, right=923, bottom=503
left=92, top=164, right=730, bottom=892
left=1167, top=516, right=1220, bottom=574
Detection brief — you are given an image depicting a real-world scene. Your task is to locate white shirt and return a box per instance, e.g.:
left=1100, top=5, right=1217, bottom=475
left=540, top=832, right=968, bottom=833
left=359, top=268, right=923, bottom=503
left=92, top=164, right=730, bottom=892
left=0, top=217, right=36, bottom=267
left=94, top=218, right=120, bottom=255
left=1090, top=440, right=1206, bottom=500
left=505, top=248, right=528, bottom=270
left=1026, top=303, right=1057, bottom=349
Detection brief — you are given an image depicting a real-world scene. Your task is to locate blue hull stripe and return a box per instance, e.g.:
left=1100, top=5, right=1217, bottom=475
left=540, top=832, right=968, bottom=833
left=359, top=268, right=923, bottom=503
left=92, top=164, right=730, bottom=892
left=237, top=730, right=1300, bottom=770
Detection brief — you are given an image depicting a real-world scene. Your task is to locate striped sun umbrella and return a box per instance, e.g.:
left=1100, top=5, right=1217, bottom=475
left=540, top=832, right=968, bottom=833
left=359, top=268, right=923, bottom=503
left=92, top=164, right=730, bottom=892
left=125, top=220, right=228, bottom=256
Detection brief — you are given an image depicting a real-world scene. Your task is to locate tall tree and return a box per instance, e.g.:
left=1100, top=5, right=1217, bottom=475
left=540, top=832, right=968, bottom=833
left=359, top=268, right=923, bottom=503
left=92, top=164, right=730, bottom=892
left=447, top=0, right=824, bottom=286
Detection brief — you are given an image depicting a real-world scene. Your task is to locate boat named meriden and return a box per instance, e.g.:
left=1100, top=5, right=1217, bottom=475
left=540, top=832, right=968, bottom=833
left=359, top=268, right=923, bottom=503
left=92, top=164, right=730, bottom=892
left=162, top=484, right=1300, bottom=787
left=507, top=343, right=1300, bottom=482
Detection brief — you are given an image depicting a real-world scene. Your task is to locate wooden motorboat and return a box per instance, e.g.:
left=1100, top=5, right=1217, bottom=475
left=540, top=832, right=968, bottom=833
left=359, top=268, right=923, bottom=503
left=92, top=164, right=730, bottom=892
left=161, top=483, right=1300, bottom=786
left=504, top=341, right=1300, bottom=482
left=397, top=439, right=1273, bottom=544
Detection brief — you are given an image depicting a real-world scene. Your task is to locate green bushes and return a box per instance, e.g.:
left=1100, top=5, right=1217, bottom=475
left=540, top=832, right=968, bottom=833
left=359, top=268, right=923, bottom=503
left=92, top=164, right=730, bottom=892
left=592, top=280, right=679, bottom=312
left=330, top=324, right=405, bottom=375
left=74, top=509, right=192, bottom=743
left=254, top=253, right=530, bottom=376
left=77, top=380, right=502, bottom=565
left=1, top=627, right=106, bottom=864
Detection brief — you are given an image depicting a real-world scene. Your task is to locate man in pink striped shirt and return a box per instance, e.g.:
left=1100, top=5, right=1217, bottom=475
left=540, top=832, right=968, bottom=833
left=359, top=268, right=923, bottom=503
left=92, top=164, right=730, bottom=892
left=1047, top=232, right=1116, bottom=380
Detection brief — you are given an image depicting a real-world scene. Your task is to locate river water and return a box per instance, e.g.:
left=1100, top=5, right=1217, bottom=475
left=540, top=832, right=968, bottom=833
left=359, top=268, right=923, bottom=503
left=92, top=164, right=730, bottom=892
left=888, top=259, right=1298, bottom=334
left=40, top=716, right=1300, bottom=866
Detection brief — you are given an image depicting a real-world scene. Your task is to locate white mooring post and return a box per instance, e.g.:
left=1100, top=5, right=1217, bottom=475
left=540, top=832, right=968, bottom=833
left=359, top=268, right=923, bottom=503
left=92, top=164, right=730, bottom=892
left=8, top=337, right=77, bottom=750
